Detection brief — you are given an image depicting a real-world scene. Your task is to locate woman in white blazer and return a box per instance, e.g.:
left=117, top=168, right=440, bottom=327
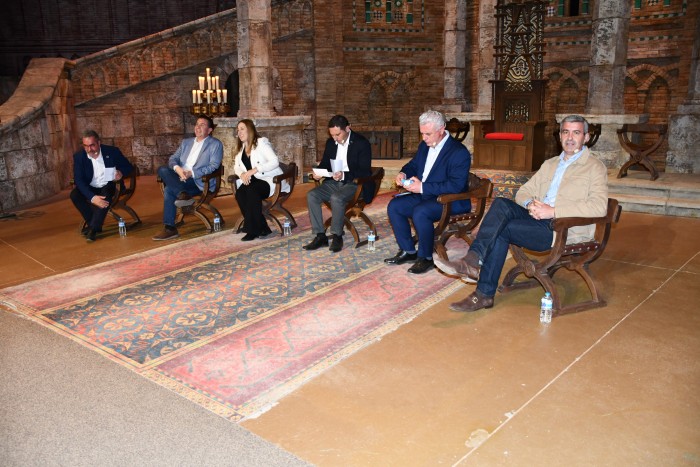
left=232, top=119, right=284, bottom=241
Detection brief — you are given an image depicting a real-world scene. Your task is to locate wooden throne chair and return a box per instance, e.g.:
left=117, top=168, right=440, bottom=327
left=472, top=0, right=548, bottom=172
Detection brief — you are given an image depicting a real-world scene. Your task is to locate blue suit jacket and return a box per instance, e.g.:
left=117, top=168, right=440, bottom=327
left=168, top=136, right=224, bottom=191
left=73, top=144, right=133, bottom=201
left=400, top=135, right=472, bottom=212
left=317, top=130, right=374, bottom=202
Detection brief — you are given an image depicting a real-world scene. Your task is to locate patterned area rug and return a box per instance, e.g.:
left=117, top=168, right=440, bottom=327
left=0, top=194, right=464, bottom=421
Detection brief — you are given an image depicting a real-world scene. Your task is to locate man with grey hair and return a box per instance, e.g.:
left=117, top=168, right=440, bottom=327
left=384, top=110, right=472, bottom=274
left=434, top=114, right=608, bottom=312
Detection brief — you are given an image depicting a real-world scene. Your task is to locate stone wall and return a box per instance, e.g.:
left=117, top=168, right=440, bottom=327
left=0, top=59, right=77, bottom=213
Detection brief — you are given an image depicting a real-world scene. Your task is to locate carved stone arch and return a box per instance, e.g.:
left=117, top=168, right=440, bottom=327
left=278, top=4, right=291, bottom=37
left=139, top=49, right=154, bottom=82
left=272, top=67, right=283, bottom=114
left=103, top=61, right=119, bottom=93
left=300, top=0, right=313, bottom=30
left=163, top=41, right=178, bottom=73
left=71, top=68, right=87, bottom=102
left=290, top=1, right=305, bottom=34
left=117, top=57, right=130, bottom=88
left=628, top=63, right=675, bottom=92
left=127, top=54, right=142, bottom=85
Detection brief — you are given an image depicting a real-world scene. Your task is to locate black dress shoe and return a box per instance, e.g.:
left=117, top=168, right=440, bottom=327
left=80, top=225, right=90, bottom=237
left=241, top=233, right=257, bottom=241
left=303, top=233, right=329, bottom=250
left=384, top=250, right=418, bottom=265
left=329, top=234, right=343, bottom=252
left=86, top=229, right=97, bottom=242
left=408, top=258, right=434, bottom=274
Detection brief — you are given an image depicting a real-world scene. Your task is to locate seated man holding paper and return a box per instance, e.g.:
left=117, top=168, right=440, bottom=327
left=70, top=130, right=134, bottom=243
left=304, top=115, right=372, bottom=253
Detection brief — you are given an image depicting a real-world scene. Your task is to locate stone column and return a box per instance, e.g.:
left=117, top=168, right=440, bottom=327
left=475, top=0, right=497, bottom=115
left=236, top=0, right=275, bottom=118
left=666, top=14, right=700, bottom=173
left=583, top=0, right=642, bottom=168
left=442, top=0, right=468, bottom=112
left=445, top=1, right=495, bottom=153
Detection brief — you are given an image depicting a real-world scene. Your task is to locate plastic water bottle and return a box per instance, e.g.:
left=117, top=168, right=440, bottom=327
left=213, top=215, right=221, bottom=232
left=118, top=218, right=127, bottom=237
left=283, top=218, right=292, bottom=236
left=367, top=231, right=376, bottom=251
left=540, top=292, right=553, bottom=324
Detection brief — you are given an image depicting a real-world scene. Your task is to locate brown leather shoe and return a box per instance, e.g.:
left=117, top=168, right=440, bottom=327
left=449, top=290, right=494, bottom=312
left=152, top=226, right=179, bottom=241
left=434, top=250, right=480, bottom=282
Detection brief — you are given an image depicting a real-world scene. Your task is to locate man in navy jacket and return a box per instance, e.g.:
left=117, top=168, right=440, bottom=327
left=384, top=110, right=472, bottom=274
left=303, top=115, right=373, bottom=253
left=70, top=130, right=133, bottom=242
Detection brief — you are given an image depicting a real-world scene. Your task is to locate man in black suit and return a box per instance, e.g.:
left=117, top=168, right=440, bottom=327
left=303, top=115, right=372, bottom=253
left=70, top=130, right=133, bottom=242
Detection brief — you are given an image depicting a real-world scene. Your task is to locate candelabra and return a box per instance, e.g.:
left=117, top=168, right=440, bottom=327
left=190, top=67, right=230, bottom=117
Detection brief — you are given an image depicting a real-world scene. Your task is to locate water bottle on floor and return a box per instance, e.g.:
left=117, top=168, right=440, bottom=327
left=367, top=230, right=376, bottom=251
left=213, top=214, right=221, bottom=232
left=118, top=218, right=127, bottom=237
left=540, top=292, right=553, bottom=324
left=283, top=218, right=292, bottom=236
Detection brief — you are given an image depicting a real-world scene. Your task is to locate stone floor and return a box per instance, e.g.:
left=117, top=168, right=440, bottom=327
left=1, top=172, right=699, bottom=465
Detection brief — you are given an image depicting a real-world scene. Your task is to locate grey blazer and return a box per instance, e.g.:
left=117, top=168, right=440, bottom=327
left=168, top=136, right=224, bottom=191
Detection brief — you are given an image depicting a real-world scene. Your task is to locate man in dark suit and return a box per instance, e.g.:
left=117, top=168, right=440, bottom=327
left=70, top=130, right=134, bottom=242
left=384, top=110, right=472, bottom=274
left=152, top=114, right=224, bottom=241
left=303, top=115, right=373, bottom=253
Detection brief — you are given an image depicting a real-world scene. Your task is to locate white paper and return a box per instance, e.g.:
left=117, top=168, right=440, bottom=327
left=313, top=168, right=333, bottom=178
left=331, top=158, right=344, bottom=174
left=104, top=167, right=116, bottom=181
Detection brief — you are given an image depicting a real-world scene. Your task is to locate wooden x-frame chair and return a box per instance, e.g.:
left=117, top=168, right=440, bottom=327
left=498, top=198, right=622, bottom=317
left=314, top=166, right=385, bottom=248
left=433, top=173, right=493, bottom=261
left=228, top=162, right=298, bottom=235
left=157, top=165, right=225, bottom=232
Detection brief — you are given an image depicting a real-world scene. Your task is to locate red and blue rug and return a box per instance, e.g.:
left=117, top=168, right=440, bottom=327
left=0, top=195, right=464, bottom=420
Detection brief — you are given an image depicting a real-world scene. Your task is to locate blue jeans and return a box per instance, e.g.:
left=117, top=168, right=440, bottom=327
left=157, top=166, right=202, bottom=226
left=471, top=197, right=553, bottom=297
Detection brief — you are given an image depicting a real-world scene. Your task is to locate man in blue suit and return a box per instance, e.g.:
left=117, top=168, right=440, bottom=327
left=152, top=114, right=224, bottom=241
left=384, top=110, right=472, bottom=274
left=70, top=130, right=134, bottom=242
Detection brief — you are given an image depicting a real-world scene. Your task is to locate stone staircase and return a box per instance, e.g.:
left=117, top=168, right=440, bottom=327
left=372, top=159, right=700, bottom=218
left=607, top=170, right=700, bottom=218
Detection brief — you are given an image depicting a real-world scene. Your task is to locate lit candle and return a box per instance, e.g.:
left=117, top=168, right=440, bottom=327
left=192, top=90, right=197, bottom=104
left=207, top=76, right=212, bottom=90
left=198, top=76, right=205, bottom=91
left=206, top=68, right=210, bottom=79
left=222, top=89, right=227, bottom=103
left=215, top=76, right=220, bottom=90
left=216, top=89, right=221, bottom=103
left=207, top=90, right=211, bottom=104
left=197, top=90, right=202, bottom=104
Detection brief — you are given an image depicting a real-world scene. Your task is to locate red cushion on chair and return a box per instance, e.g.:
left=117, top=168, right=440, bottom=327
left=484, top=132, right=524, bottom=141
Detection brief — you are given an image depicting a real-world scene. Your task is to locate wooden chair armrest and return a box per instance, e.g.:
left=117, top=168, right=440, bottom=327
left=436, top=191, right=474, bottom=205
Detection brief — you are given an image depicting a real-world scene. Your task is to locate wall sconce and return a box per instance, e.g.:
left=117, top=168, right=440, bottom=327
left=191, top=67, right=230, bottom=117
